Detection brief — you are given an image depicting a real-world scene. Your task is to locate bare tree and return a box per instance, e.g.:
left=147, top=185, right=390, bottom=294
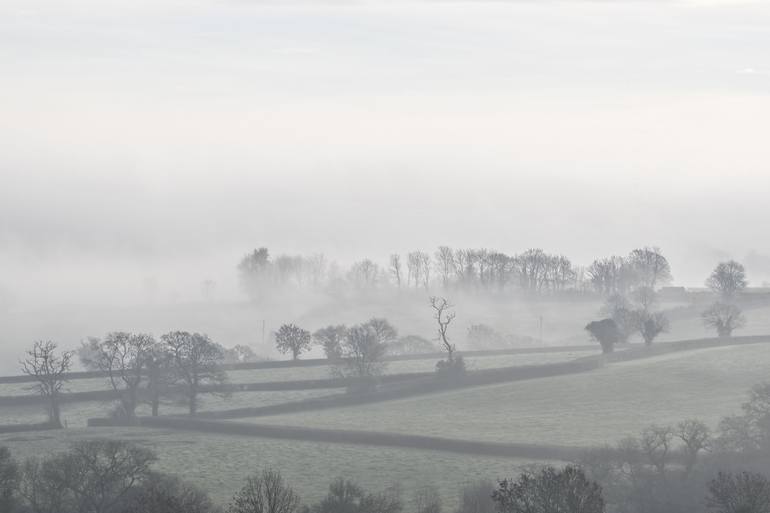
left=676, top=419, right=710, bottom=476
left=407, top=252, right=423, bottom=289
left=707, top=260, right=748, bottom=300
left=703, top=302, right=746, bottom=337
left=430, top=297, right=456, bottom=362
left=707, top=471, right=770, bottom=513
left=121, top=473, right=217, bottom=513
left=162, top=331, right=227, bottom=416
left=334, top=324, right=389, bottom=383
left=274, top=324, right=312, bottom=361
left=313, top=325, right=348, bottom=360
left=639, top=311, right=669, bottom=345
left=389, top=254, right=403, bottom=288
left=80, top=332, right=155, bottom=421
left=145, top=342, right=177, bottom=417
left=631, top=286, right=658, bottom=312
left=419, top=252, right=432, bottom=289
left=434, top=246, right=454, bottom=289
left=230, top=469, right=300, bottom=513
left=640, top=424, right=674, bottom=475
left=19, top=440, right=156, bottom=513
left=492, top=466, right=604, bottom=513
left=348, top=259, right=379, bottom=290
left=628, top=247, right=672, bottom=289
left=20, top=341, right=73, bottom=428
left=363, top=318, right=398, bottom=346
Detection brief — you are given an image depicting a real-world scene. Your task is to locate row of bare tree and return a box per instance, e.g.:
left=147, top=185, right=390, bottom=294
left=20, top=332, right=231, bottom=428
left=237, top=246, right=675, bottom=299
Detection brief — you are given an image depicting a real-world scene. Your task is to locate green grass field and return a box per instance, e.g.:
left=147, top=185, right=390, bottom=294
left=0, top=427, right=542, bottom=507
left=235, top=343, right=770, bottom=447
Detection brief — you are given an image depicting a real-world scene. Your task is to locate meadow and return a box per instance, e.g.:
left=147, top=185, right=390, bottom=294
left=233, top=343, right=770, bottom=447
left=0, top=426, right=543, bottom=507
left=1, top=389, right=346, bottom=427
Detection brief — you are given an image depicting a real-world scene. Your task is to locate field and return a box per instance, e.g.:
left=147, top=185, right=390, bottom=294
left=0, top=427, right=542, bottom=507
left=233, top=344, right=770, bottom=447
left=2, top=389, right=346, bottom=427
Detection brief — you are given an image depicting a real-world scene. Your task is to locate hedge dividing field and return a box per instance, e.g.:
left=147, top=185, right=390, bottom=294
left=235, top=343, right=770, bottom=447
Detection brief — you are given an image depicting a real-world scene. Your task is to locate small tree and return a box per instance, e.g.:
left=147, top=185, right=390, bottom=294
left=334, top=324, right=389, bottom=391
left=639, top=311, right=669, bottom=345
left=585, top=319, right=621, bottom=354
left=313, top=325, right=349, bottom=360
left=706, top=260, right=748, bottom=300
left=363, top=318, right=398, bottom=346
left=275, top=324, right=312, bottom=361
left=703, top=302, right=746, bottom=337
left=79, top=332, right=155, bottom=421
left=707, top=471, right=770, bottom=513
left=639, top=424, right=674, bottom=475
left=20, top=341, right=73, bottom=428
left=600, top=294, right=638, bottom=343
left=162, top=331, right=228, bottom=416
left=492, top=465, right=605, bottom=513
left=229, top=469, right=300, bottom=513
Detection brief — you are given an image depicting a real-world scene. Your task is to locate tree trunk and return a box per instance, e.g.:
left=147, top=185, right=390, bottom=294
left=50, top=395, right=63, bottom=428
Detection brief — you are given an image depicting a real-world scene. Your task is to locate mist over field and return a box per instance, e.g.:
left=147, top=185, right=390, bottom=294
left=3, top=2, right=770, bottom=513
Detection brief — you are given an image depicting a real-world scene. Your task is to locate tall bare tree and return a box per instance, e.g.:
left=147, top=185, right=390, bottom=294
left=389, top=254, right=403, bottom=288
left=434, top=246, right=454, bottom=289
left=628, top=247, right=672, bottom=289
left=20, top=341, right=73, bottom=428
left=430, top=297, right=456, bottom=363
left=80, top=332, right=155, bottom=421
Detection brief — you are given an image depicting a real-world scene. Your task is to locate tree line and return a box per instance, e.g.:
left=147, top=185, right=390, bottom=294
left=237, top=246, right=676, bottom=299
left=584, top=260, right=751, bottom=353
left=17, top=297, right=462, bottom=427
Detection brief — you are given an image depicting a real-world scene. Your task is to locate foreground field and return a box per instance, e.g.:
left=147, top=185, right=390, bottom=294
left=238, top=343, right=770, bottom=447
left=0, top=427, right=543, bottom=507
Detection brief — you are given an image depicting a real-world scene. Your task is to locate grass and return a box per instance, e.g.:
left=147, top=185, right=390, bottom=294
left=236, top=343, right=770, bottom=447
left=0, top=350, right=596, bottom=395
left=0, top=427, right=542, bottom=507
left=1, top=389, right=346, bottom=427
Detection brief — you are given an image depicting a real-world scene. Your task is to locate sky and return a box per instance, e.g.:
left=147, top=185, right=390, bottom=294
left=2, top=0, right=770, bottom=306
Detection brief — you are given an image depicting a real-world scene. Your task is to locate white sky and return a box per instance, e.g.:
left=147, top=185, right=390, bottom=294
left=2, top=0, right=770, bottom=304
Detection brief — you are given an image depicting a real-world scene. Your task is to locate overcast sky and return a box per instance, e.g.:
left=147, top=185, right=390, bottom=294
left=2, top=0, right=770, bottom=305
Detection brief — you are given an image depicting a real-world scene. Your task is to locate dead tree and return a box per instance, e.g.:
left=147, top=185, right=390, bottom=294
left=20, top=341, right=73, bottom=428
left=430, top=296, right=456, bottom=363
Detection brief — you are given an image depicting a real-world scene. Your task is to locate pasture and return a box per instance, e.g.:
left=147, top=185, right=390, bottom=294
left=0, top=426, right=541, bottom=507
left=236, top=343, right=770, bottom=447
